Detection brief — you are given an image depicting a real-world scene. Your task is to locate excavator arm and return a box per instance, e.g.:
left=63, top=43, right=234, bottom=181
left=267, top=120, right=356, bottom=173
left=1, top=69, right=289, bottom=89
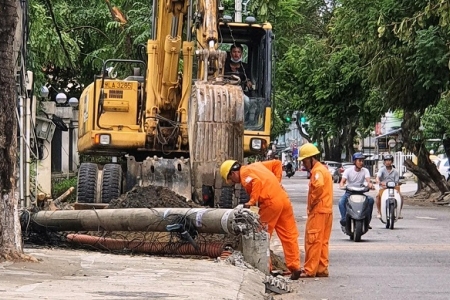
left=77, top=0, right=272, bottom=207
left=143, top=0, right=242, bottom=204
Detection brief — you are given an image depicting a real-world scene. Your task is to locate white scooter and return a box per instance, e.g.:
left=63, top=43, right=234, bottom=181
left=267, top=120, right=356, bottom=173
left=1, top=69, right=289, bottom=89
left=379, top=181, right=403, bottom=229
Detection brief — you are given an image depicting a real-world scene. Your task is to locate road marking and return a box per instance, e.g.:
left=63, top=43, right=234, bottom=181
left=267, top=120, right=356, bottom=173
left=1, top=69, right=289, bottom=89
left=415, top=216, right=437, bottom=220
left=329, top=244, right=450, bottom=251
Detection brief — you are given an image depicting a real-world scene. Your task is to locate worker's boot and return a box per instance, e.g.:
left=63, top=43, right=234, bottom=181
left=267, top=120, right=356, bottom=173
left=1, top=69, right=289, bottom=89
left=290, top=269, right=302, bottom=280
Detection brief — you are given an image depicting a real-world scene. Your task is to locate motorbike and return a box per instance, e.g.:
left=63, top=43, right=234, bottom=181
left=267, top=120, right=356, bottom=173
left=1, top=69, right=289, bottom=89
left=379, top=181, right=403, bottom=229
left=285, top=162, right=295, bottom=178
left=341, top=184, right=372, bottom=242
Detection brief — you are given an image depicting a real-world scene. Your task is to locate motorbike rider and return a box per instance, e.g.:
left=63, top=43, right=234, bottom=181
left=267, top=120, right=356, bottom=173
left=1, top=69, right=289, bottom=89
left=338, top=152, right=375, bottom=227
left=375, top=154, right=403, bottom=219
left=284, top=154, right=294, bottom=173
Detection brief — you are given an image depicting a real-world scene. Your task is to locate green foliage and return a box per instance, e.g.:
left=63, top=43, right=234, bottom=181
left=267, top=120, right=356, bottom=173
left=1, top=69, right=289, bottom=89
left=422, top=94, right=450, bottom=140
left=369, top=0, right=450, bottom=114
left=249, top=0, right=278, bottom=22
left=52, top=176, right=77, bottom=203
left=27, top=0, right=450, bottom=161
left=29, top=0, right=151, bottom=90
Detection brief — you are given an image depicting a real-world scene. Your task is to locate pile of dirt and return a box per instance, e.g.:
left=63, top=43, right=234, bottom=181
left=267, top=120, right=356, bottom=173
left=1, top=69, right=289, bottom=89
left=270, top=250, right=288, bottom=272
left=108, top=185, right=202, bottom=209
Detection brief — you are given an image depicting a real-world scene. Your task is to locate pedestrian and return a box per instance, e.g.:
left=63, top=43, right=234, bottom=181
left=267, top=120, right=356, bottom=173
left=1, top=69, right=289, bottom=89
left=297, top=143, right=333, bottom=278
left=219, top=159, right=302, bottom=280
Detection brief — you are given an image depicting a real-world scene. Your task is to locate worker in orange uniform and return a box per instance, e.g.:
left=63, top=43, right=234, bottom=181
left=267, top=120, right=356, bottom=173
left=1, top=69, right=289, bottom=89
left=298, top=143, right=333, bottom=278
left=220, top=159, right=302, bottom=280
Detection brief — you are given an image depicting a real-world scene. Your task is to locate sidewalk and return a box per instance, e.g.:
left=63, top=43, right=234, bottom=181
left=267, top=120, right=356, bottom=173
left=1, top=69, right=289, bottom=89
left=0, top=247, right=267, bottom=300
left=400, top=179, right=418, bottom=195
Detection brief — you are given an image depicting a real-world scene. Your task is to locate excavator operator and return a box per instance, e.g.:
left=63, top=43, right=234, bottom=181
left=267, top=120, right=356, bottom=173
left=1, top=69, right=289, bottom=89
left=224, top=43, right=252, bottom=91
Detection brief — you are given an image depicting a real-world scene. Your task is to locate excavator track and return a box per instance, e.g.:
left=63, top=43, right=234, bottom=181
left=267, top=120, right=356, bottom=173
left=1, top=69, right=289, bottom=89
left=188, top=81, right=244, bottom=206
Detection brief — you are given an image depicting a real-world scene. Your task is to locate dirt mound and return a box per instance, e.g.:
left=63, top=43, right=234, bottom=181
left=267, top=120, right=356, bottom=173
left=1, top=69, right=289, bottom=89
left=108, top=185, right=202, bottom=209
left=270, top=250, right=288, bottom=272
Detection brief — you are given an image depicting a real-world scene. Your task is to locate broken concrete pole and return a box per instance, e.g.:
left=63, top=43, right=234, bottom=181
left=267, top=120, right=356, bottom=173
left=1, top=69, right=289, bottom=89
left=242, top=231, right=270, bottom=274
left=32, top=208, right=242, bottom=234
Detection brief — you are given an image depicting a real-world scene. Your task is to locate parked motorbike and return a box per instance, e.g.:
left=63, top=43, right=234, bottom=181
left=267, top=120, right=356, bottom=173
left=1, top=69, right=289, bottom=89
left=285, top=162, right=295, bottom=178
left=341, top=184, right=372, bottom=242
left=379, top=181, right=403, bottom=229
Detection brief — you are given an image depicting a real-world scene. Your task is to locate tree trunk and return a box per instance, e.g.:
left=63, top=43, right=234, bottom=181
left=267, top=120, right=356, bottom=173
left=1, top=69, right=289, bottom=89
left=344, top=124, right=357, bottom=161
left=404, top=159, right=438, bottom=192
left=0, top=0, right=23, bottom=259
left=402, top=111, right=449, bottom=195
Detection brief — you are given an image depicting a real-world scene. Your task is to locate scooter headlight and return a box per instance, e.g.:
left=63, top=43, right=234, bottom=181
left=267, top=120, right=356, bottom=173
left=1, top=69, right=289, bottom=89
left=386, top=181, right=396, bottom=188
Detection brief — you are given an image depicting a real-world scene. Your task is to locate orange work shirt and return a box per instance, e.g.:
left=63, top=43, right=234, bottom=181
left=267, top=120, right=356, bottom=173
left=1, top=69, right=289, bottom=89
left=261, top=160, right=283, bottom=182
left=240, top=161, right=287, bottom=207
left=308, top=161, right=333, bottom=214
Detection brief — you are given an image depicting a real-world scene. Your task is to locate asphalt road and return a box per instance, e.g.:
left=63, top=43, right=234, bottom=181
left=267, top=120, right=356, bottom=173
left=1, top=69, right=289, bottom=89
left=3, top=171, right=450, bottom=300
left=274, top=171, right=450, bottom=300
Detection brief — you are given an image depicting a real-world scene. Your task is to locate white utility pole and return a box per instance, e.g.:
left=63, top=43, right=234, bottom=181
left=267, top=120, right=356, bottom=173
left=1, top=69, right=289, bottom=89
left=235, top=0, right=242, bottom=22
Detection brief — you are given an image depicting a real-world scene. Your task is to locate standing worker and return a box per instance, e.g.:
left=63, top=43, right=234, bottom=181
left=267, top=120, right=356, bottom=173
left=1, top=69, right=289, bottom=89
left=298, top=143, right=333, bottom=278
left=220, top=159, right=302, bottom=280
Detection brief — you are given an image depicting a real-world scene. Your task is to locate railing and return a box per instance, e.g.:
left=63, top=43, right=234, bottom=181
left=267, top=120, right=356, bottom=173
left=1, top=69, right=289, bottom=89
left=393, top=152, right=415, bottom=176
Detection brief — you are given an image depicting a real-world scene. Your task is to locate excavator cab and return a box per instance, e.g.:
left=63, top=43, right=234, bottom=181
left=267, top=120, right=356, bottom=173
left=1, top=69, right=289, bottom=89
left=218, top=22, right=273, bottom=156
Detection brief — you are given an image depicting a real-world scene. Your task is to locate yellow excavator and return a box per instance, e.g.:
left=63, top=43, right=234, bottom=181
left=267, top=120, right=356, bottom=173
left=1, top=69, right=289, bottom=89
left=76, top=0, right=273, bottom=207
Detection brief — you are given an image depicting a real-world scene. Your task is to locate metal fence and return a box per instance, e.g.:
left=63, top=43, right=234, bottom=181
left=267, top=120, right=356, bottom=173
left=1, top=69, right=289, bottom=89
left=393, top=152, right=415, bottom=176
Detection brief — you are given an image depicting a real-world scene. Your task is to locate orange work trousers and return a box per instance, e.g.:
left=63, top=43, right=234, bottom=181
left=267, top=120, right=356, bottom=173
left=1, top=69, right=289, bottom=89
left=304, top=212, right=333, bottom=276
left=259, top=198, right=301, bottom=272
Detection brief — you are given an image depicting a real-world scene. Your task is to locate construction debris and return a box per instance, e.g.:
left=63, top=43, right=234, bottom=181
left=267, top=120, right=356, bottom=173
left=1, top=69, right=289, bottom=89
left=264, top=275, right=292, bottom=294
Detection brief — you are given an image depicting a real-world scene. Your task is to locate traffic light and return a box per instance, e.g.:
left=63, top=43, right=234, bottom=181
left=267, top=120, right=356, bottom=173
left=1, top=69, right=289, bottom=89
left=300, top=116, right=306, bottom=123
left=285, top=116, right=291, bottom=123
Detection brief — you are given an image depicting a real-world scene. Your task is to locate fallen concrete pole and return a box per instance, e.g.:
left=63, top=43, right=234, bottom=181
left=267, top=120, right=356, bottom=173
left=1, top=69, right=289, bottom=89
left=31, top=207, right=271, bottom=274
left=31, top=207, right=254, bottom=234
left=66, top=234, right=225, bottom=257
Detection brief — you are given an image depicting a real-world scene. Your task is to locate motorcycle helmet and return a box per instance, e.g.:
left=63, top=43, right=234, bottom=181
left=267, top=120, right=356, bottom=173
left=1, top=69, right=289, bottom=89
left=383, top=154, right=394, bottom=161
left=352, top=152, right=365, bottom=162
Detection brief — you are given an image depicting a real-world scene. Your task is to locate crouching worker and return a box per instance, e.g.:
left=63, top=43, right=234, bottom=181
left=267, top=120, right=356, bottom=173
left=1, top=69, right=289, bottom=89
left=298, top=143, right=333, bottom=278
left=220, top=159, right=302, bottom=280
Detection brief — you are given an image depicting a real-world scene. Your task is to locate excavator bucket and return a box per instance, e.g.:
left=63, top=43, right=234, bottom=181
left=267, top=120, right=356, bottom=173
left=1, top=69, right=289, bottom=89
left=188, top=81, right=245, bottom=205
left=127, top=156, right=192, bottom=201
